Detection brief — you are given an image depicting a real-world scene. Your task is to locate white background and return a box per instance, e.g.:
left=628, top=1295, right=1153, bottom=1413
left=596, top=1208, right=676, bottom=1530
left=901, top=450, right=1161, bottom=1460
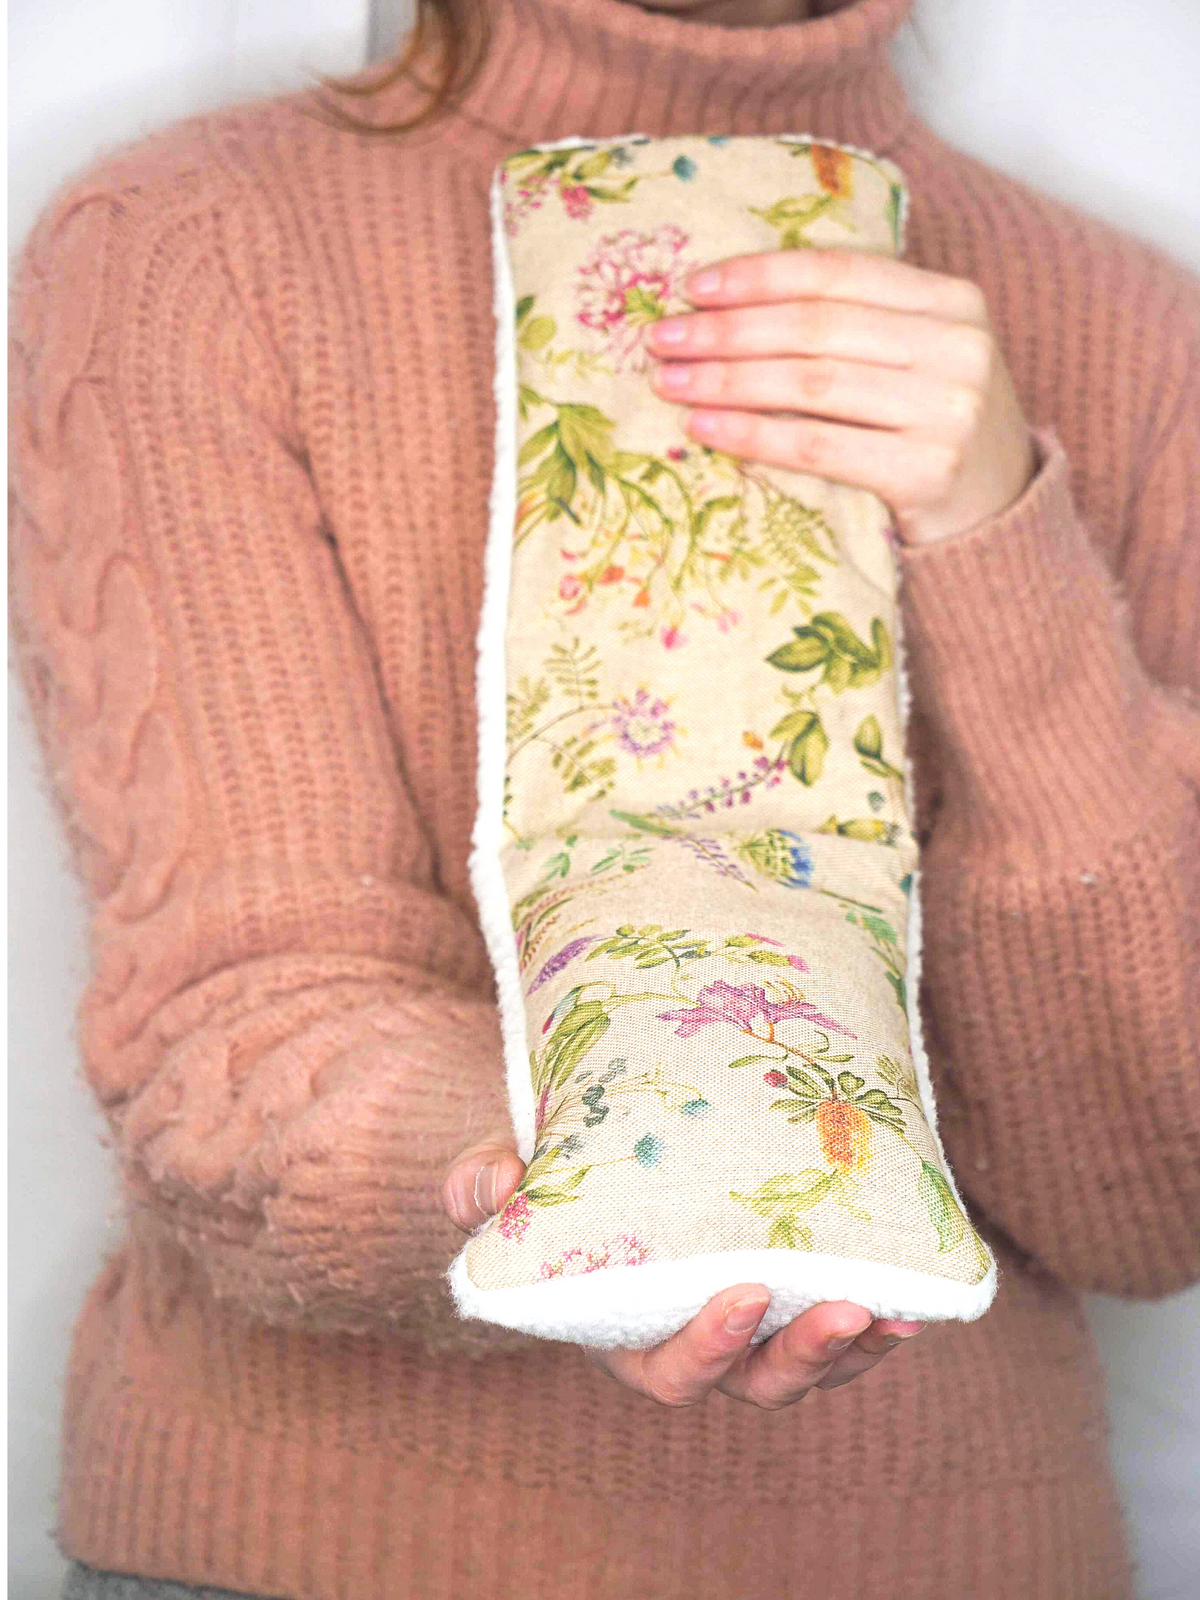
left=9, top=2, right=1200, bottom=1596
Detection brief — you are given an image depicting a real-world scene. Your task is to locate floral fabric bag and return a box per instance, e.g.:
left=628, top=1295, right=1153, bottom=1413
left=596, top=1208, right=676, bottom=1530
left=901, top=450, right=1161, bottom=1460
left=447, top=134, right=998, bottom=1350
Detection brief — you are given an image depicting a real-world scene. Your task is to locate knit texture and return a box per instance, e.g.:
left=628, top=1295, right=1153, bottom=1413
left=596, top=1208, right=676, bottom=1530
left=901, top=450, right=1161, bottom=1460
left=7, top=0, right=1199, bottom=1595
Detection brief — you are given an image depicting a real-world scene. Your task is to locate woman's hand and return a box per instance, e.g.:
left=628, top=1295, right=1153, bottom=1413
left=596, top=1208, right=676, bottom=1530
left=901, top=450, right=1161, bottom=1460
left=441, top=1141, right=924, bottom=1409
left=645, top=247, right=1039, bottom=546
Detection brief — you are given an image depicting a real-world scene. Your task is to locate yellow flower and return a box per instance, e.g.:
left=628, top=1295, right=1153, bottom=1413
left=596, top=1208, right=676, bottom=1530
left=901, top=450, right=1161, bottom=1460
left=816, top=1099, right=873, bottom=1173
left=811, top=144, right=853, bottom=199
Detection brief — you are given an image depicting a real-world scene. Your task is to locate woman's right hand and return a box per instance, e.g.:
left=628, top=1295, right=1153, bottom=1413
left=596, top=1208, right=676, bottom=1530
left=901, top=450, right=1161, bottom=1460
left=442, top=1138, right=924, bottom=1410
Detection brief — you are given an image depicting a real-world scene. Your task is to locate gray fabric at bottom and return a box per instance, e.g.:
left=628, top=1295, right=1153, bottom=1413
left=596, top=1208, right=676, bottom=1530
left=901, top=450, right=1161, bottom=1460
left=62, top=1561, right=278, bottom=1600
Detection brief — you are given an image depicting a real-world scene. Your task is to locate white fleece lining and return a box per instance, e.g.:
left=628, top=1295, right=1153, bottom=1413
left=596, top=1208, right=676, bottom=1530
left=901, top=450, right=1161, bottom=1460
left=453, top=136, right=997, bottom=1347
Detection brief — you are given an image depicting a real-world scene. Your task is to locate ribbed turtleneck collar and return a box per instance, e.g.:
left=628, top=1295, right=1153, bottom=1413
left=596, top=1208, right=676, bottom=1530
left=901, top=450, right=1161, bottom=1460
left=425, top=0, right=916, bottom=155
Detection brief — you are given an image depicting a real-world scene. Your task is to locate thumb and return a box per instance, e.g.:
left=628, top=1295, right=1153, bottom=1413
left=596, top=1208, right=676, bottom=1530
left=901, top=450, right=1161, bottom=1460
left=441, top=1131, right=525, bottom=1233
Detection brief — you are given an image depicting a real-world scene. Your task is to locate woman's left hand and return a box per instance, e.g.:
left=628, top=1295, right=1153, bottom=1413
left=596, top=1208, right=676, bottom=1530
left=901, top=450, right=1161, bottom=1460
left=645, top=248, right=1039, bottom=547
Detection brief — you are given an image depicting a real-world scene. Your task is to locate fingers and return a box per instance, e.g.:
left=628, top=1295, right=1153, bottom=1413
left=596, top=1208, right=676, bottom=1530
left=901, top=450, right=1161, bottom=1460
left=682, top=248, right=990, bottom=328
left=713, top=1300, right=875, bottom=1410
left=652, top=355, right=973, bottom=435
left=645, top=300, right=994, bottom=386
left=441, top=1137, right=526, bottom=1232
left=586, top=1283, right=773, bottom=1409
left=813, top=1318, right=925, bottom=1390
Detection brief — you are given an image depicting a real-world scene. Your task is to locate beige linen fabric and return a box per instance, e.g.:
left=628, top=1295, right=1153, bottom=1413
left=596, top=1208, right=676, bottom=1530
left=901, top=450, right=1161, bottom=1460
left=455, top=135, right=996, bottom=1344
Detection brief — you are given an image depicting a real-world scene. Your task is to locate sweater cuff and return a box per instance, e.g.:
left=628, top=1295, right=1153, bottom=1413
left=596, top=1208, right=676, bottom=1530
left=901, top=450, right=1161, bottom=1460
left=894, top=425, right=1173, bottom=865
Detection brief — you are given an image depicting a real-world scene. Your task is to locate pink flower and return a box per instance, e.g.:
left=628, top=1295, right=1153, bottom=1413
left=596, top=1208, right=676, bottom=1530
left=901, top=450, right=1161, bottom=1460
left=660, top=625, right=686, bottom=650
left=657, top=978, right=857, bottom=1040
left=715, top=609, right=742, bottom=634
left=667, top=447, right=689, bottom=462
left=561, top=184, right=594, bottom=221
left=658, top=979, right=767, bottom=1038
left=497, top=1192, right=532, bottom=1242
left=763, top=1070, right=788, bottom=1087
left=576, top=224, right=694, bottom=372
left=559, top=573, right=582, bottom=601
left=536, top=1231, right=650, bottom=1280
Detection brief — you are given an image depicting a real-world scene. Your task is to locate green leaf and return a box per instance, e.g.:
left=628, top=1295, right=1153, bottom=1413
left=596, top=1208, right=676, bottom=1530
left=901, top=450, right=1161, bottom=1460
left=918, top=1161, right=967, bottom=1253
left=857, top=1089, right=902, bottom=1114
left=853, top=714, right=883, bottom=761
left=574, top=149, right=614, bottom=180
left=768, top=1215, right=813, bottom=1250
left=809, top=611, right=876, bottom=664
left=824, top=1053, right=855, bottom=1064
left=522, top=1186, right=584, bottom=1206
left=785, top=1067, right=824, bottom=1098
left=519, top=314, right=556, bottom=352
left=766, top=632, right=828, bottom=673
left=788, top=719, right=829, bottom=785
left=728, top=1053, right=783, bottom=1071
left=872, top=616, right=893, bottom=670
left=515, top=294, right=535, bottom=325
left=517, top=421, right=559, bottom=466
left=770, top=708, right=819, bottom=742
left=623, top=284, right=664, bottom=325
left=824, top=651, right=854, bottom=694
left=836, top=1072, right=865, bottom=1095
left=546, top=443, right=578, bottom=512
left=786, top=1104, right=820, bottom=1124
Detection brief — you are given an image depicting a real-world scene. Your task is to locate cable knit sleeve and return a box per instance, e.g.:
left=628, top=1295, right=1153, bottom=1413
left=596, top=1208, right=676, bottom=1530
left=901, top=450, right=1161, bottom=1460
left=895, top=287, right=1200, bottom=1298
left=8, top=148, right=522, bottom=1345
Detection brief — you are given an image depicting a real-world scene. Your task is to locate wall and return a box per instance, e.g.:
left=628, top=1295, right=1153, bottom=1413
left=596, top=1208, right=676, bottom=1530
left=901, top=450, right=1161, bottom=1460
left=9, top=3, right=1199, bottom=1597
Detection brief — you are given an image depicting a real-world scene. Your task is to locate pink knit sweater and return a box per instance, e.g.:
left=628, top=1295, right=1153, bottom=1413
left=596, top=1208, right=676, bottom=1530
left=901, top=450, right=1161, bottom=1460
left=9, top=1, right=1200, bottom=1595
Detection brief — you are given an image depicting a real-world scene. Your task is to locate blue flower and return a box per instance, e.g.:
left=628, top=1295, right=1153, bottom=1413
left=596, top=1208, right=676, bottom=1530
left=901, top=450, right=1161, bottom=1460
left=777, top=830, right=816, bottom=889
left=672, top=155, right=698, bottom=181
left=634, top=1133, right=665, bottom=1168
left=707, top=136, right=731, bottom=146
left=679, top=1098, right=712, bottom=1117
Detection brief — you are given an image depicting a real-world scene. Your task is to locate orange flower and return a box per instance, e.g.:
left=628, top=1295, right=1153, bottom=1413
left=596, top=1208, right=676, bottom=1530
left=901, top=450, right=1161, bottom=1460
left=743, top=731, right=764, bottom=751
left=816, top=1099, right=873, bottom=1172
left=811, top=144, right=853, bottom=199
left=632, top=588, right=651, bottom=608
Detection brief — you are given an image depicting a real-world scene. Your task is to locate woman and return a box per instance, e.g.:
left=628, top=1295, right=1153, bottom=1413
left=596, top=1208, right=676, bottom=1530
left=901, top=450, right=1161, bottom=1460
left=10, top=0, right=1198, bottom=1596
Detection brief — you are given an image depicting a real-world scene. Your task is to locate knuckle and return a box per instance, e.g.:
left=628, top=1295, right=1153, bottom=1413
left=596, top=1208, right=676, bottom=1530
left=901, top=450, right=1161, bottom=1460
left=794, top=297, right=835, bottom=350
left=644, top=1376, right=699, bottom=1410
left=955, top=278, right=990, bottom=324
left=955, top=324, right=995, bottom=385
left=943, top=382, right=984, bottom=432
left=787, top=421, right=825, bottom=474
left=794, top=357, right=836, bottom=404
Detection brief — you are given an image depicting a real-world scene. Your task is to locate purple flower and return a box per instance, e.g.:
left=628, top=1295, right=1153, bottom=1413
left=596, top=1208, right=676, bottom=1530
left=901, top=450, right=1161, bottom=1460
left=657, top=978, right=857, bottom=1040
left=528, top=937, right=596, bottom=995
left=657, top=978, right=768, bottom=1038
left=611, top=688, right=677, bottom=759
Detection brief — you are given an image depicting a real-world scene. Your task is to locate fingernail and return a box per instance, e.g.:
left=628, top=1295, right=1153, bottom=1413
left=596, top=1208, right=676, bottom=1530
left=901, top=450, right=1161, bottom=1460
left=826, top=1333, right=858, bottom=1354
left=653, top=318, right=688, bottom=345
left=474, top=1163, right=498, bottom=1215
left=688, top=268, right=722, bottom=296
left=657, top=363, right=692, bottom=391
left=725, top=1296, right=770, bottom=1335
left=885, top=1322, right=925, bottom=1345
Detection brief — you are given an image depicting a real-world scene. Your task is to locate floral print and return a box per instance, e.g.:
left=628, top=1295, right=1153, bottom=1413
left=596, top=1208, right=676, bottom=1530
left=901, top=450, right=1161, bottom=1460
left=575, top=223, right=695, bottom=372
left=536, top=1231, right=651, bottom=1280
left=463, top=135, right=994, bottom=1306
